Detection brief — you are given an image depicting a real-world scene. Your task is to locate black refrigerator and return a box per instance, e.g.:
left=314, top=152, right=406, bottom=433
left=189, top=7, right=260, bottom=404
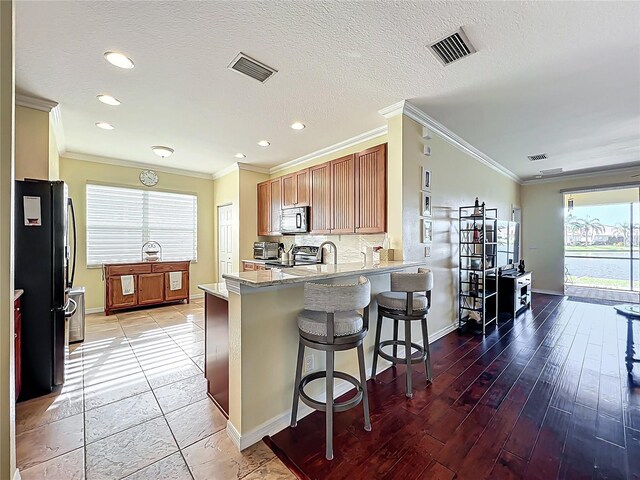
left=15, top=179, right=77, bottom=401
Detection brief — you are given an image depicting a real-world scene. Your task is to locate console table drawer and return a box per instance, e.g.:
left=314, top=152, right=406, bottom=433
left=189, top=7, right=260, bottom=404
left=517, top=274, right=531, bottom=287
left=152, top=262, right=190, bottom=273
left=107, top=264, right=152, bottom=275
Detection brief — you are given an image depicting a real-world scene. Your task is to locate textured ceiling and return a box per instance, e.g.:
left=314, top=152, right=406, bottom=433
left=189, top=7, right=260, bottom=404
left=15, top=1, right=640, bottom=179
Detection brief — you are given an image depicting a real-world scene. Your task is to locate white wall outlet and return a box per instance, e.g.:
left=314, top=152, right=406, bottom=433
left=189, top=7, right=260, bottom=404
left=304, top=354, right=314, bottom=372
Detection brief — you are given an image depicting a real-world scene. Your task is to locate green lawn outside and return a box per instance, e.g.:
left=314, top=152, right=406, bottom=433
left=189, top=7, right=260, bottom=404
left=565, top=245, right=629, bottom=252
left=568, top=276, right=640, bottom=290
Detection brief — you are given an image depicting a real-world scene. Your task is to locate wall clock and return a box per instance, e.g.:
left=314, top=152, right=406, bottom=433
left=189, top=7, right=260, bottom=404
left=139, top=170, right=159, bottom=187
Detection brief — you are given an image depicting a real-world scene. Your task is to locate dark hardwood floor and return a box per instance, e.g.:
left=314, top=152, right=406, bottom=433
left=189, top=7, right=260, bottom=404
left=265, top=293, right=640, bottom=479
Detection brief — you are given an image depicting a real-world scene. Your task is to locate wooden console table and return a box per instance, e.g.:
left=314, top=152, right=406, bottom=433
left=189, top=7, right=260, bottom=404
left=103, top=261, right=190, bottom=315
left=498, top=271, right=532, bottom=320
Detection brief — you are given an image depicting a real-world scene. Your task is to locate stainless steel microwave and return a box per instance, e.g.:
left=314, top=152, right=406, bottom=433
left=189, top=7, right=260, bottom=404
left=280, top=207, right=309, bottom=234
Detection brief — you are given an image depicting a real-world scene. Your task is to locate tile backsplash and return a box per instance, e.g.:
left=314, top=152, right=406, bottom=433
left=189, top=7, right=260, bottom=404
left=276, top=234, right=388, bottom=263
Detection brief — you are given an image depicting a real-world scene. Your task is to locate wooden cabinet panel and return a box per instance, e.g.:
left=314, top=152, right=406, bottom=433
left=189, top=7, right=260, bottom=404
left=355, top=144, right=387, bottom=233
left=310, top=163, right=331, bottom=234
left=108, top=276, right=137, bottom=309
left=281, top=174, right=296, bottom=209
left=107, top=264, right=152, bottom=276
left=257, top=180, right=271, bottom=236
left=242, top=261, right=256, bottom=272
left=330, top=154, right=356, bottom=234
left=270, top=178, right=282, bottom=235
left=205, top=293, right=229, bottom=417
left=151, top=261, right=189, bottom=273
left=164, top=271, right=189, bottom=301
left=15, top=297, right=21, bottom=400
left=138, top=273, right=165, bottom=305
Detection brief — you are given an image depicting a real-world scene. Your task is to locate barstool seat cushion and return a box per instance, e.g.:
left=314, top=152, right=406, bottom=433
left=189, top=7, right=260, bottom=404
left=377, top=291, right=428, bottom=311
left=297, top=310, right=364, bottom=337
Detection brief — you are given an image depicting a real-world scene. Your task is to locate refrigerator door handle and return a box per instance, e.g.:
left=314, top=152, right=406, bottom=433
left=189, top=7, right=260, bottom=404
left=68, top=198, right=77, bottom=289
left=63, top=297, right=77, bottom=318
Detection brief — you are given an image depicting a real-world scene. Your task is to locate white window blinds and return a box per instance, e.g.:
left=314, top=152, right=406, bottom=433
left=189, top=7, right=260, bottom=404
left=86, top=184, right=197, bottom=266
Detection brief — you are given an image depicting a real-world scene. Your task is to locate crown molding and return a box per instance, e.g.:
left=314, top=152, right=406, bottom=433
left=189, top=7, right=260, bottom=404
left=15, top=93, right=58, bottom=112
left=211, top=162, right=269, bottom=180
left=63, top=151, right=214, bottom=180
left=50, top=105, right=66, bottom=156
left=268, top=125, right=388, bottom=174
left=521, top=163, right=640, bottom=185
left=379, top=100, right=522, bottom=184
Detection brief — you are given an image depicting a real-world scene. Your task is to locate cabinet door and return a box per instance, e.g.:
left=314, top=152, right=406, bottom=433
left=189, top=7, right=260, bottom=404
left=270, top=178, right=282, bottom=235
left=355, top=144, right=387, bottom=233
left=164, top=271, right=189, bottom=301
left=330, top=154, right=356, bottom=234
left=257, top=180, right=271, bottom=235
left=309, top=162, right=331, bottom=234
left=281, top=173, right=297, bottom=208
left=295, top=168, right=310, bottom=207
left=138, top=273, right=165, bottom=305
left=242, top=261, right=255, bottom=272
left=108, top=276, right=137, bottom=309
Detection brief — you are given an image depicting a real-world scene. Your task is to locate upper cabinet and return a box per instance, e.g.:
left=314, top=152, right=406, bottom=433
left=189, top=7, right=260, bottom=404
left=309, top=163, right=331, bottom=234
left=330, top=154, right=356, bottom=234
left=282, top=168, right=310, bottom=208
left=257, top=143, right=387, bottom=236
left=355, top=144, right=387, bottom=234
left=257, top=180, right=271, bottom=236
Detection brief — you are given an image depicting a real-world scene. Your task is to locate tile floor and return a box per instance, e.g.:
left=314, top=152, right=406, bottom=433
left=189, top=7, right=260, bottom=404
left=15, top=299, right=294, bottom=480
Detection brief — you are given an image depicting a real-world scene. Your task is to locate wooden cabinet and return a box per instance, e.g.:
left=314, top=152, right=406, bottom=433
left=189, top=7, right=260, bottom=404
left=330, top=154, right=356, bottom=234
left=257, top=180, right=271, bottom=236
left=310, top=163, right=332, bottom=234
left=282, top=168, right=310, bottom=208
left=270, top=178, right=282, bottom=235
left=256, top=142, right=387, bottom=236
left=355, top=144, right=387, bottom=233
left=14, top=295, right=21, bottom=400
left=205, top=292, right=229, bottom=417
left=242, top=261, right=268, bottom=272
left=104, top=261, right=190, bottom=315
left=138, top=273, right=165, bottom=305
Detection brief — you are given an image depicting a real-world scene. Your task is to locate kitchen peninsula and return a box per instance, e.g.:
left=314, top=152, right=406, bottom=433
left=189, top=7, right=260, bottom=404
left=204, top=259, right=426, bottom=450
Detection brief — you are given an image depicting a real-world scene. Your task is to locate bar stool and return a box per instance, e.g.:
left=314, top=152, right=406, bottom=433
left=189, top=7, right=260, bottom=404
left=371, top=268, right=433, bottom=398
left=290, top=276, right=372, bottom=461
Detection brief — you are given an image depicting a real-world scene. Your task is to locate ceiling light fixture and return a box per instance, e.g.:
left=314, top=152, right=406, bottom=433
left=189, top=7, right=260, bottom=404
left=235, top=153, right=246, bottom=159
left=151, top=146, right=174, bottom=158
left=258, top=140, right=270, bottom=147
left=290, top=122, right=305, bottom=130
left=97, top=94, right=121, bottom=106
left=95, top=121, right=114, bottom=130
left=104, top=51, right=135, bottom=69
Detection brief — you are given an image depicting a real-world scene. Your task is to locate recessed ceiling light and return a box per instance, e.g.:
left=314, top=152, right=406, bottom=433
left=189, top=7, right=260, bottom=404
left=104, top=51, right=134, bottom=69
left=95, top=121, right=114, bottom=130
left=151, top=146, right=174, bottom=158
left=97, top=94, right=121, bottom=106
left=258, top=140, right=270, bottom=147
left=290, top=122, right=305, bottom=130
left=235, top=153, right=246, bottom=159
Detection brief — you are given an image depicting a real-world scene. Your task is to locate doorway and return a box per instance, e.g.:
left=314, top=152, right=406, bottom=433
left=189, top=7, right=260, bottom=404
left=217, top=204, right=233, bottom=282
left=563, top=187, right=640, bottom=303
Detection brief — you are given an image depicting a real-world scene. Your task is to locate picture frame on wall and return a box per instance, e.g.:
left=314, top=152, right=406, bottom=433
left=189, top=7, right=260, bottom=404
left=421, top=192, right=432, bottom=217
left=422, top=219, right=433, bottom=243
left=421, top=166, right=431, bottom=192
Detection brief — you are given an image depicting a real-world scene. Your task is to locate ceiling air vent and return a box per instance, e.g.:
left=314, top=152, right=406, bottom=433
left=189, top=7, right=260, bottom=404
left=528, top=153, right=548, bottom=161
left=428, top=28, right=476, bottom=66
left=228, top=53, right=277, bottom=83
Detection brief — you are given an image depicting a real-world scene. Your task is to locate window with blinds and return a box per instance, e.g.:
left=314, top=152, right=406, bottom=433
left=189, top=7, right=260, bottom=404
left=86, top=184, right=198, bottom=266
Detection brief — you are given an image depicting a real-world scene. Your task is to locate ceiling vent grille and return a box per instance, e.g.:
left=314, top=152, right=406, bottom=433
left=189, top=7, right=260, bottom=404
left=228, top=53, right=277, bottom=83
left=528, top=153, right=548, bottom=161
left=429, top=28, right=476, bottom=66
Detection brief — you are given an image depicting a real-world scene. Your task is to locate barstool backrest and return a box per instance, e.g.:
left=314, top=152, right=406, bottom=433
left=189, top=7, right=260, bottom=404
left=304, top=276, right=371, bottom=313
left=391, top=268, right=434, bottom=293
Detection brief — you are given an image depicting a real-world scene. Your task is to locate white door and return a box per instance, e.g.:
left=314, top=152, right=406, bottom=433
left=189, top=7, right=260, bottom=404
left=218, top=204, right=233, bottom=282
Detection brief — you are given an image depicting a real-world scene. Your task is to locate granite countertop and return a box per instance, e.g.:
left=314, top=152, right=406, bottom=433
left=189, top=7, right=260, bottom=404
left=222, top=260, right=427, bottom=288
left=241, top=259, right=273, bottom=264
left=14, top=289, right=24, bottom=301
left=198, top=283, right=229, bottom=300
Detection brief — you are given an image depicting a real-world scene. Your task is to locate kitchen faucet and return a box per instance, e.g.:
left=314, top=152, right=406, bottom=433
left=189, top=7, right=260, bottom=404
left=316, top=241, right=338, bottom=265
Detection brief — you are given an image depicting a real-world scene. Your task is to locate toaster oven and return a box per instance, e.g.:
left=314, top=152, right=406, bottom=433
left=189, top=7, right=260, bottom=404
left=253, top=242, right=279, bottom=260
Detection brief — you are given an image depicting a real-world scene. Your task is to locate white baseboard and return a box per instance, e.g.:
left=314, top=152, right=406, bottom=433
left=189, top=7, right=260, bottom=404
left=532, top=289, right=565, bottom=296
left=13, top=468, right=21, bottom=480
left=86, top=294, right=204, bottom=315
left=226, top=320, right=458, bottom=451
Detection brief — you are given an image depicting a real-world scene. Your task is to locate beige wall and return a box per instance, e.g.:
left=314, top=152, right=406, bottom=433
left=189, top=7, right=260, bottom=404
left=60, top=157, right=217, bottom=310
left=400, top=115, right=521, bottom=335
left=15, top=105, right=49, bottom=180
left=48, top=116, right=59, bottom=180
left=238, top=169, right=270, bottom=262
left=0, top=0, right=16, bottom=477
left=213, top=169, right=240, bottom=281
left=522, top=172, right=640, bottom=294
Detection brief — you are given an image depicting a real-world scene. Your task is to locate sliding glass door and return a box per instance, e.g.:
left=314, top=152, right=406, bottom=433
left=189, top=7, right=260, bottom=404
left=564, top=187, right=640, bottom=302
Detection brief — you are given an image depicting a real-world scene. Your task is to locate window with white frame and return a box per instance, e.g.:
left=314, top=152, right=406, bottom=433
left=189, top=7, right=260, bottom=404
left=86, top=184, right=198, bottom=266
